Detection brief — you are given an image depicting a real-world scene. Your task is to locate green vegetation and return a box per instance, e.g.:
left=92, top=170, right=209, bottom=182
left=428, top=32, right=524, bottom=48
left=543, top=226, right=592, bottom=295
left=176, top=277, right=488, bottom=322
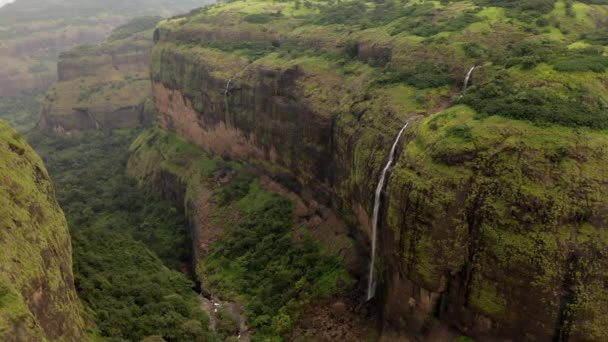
left=129, top=128, right=354, bottom=341
left=202, top=181, right=352, bottom=341
left=310, top=1, right=481, bottom=35
left=154, top=0, right=608, bottom=131
left=29, top=130, right=215, bottom=341
left=501, top=40, right=608, bottom=72
left=39, top=15, right=159, bottom=132
left=473, top=0, right=557, bottom=21
left=108, top=16, right=163, bottom=41
left=388, top=105, right=608, bottom=337
left=74, top=228, right=210, bottom=341
left=131, top=0, right=608, bottom=339
left=0, top=120, right=86, bottom=340
left=0, top=95, right=41, bottom=133
left=378, top=61, right=453, bottom=89
left=462, top=66, right=608, bottom=129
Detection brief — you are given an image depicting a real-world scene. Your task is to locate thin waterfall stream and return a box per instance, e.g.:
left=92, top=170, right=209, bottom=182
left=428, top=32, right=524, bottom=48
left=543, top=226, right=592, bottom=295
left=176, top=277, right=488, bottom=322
left=367, top=121, right=410, bottom=301
left=224, top=63, right=254, bottom=126
left=458, top=66, right=477, bottom=100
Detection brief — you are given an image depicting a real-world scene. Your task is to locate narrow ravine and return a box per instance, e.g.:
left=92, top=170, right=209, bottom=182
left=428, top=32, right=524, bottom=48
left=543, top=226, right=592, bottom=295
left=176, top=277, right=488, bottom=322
left=200, top=294, right=251, bottom=341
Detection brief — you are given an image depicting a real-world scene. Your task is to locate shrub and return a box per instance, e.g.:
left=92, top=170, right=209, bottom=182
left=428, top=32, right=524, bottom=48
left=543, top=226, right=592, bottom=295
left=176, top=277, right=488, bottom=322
left=216, top=309, right=239, bottom=339
left=243, top=12, right=283, bottom=24
left=581, top=28, right=608, bottom=45
left=377, top=61, right=453, bottom=89
left=462, top=68, right=608, bottom=129
left=552, top=55, right=608, bottom=72
left=202, top=182, right=352, bottom=340
left=108, top=16, right=162, bottom=41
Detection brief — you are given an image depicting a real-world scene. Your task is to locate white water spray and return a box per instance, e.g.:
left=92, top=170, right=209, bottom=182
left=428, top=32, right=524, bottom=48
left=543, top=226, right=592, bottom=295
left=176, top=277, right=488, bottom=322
left=462, top=66, right=476, bottom=94
left=367, top=121, right=409, bottom=301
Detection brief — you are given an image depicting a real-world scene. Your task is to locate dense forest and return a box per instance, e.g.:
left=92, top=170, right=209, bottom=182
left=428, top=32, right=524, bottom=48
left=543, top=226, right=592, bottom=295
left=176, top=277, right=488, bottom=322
left=29, top=131, right=214, bottom=341
left=2, top=0, right=608, bottom=340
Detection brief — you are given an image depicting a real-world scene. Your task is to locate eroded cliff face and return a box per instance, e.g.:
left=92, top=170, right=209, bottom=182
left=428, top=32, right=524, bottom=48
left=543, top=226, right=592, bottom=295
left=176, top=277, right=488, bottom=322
left=0, top=120, right=86, bottom=341
left=147, top=0, right=608, bottom=340
left=127, top=127, right=371, bottom=340
left=37, top=17, right=161, bottom=134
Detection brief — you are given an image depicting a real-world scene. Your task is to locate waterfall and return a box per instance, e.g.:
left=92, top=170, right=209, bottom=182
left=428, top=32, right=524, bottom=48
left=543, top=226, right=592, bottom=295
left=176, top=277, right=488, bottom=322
left=367, top=121, right=409, bottom=301
left=462, top=66, right=476, bottom=94
left=224, top=78, right=233, bottom=96
left=224, top=62, right=253, bottom=124
left=224, top=78, right=233, bottom=126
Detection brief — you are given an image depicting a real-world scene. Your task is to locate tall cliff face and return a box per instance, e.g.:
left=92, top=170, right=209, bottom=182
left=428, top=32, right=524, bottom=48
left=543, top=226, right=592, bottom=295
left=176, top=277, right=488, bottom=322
left=0, top=120, right=85, bottom=341
left=37, top=17, right=162, bottom=134
left=148, top=0, right=608, bottom=340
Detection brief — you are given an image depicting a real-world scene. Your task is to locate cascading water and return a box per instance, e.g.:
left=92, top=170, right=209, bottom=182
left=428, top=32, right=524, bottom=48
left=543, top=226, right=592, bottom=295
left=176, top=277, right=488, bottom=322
left=224, top=63, right=254, bottom=125
left=224, top=78, right=233, bottom=96
left=224, top=78, right=233, bottom=126
left=367, top=121, right=409, bottom=301
left=462, top=66, right=476, bottom=94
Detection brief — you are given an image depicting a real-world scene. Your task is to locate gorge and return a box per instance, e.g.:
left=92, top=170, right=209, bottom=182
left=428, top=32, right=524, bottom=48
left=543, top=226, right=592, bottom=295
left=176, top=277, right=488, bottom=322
left=1, top=0, right=608, bottom=341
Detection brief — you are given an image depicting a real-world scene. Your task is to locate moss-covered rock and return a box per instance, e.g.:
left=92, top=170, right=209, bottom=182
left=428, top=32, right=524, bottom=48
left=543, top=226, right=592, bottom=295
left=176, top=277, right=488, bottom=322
left=37, top=17, right=162, bottom=134
left=146, top=0, right=608, bottom=340
left=0, top=120, right=86, bottom=341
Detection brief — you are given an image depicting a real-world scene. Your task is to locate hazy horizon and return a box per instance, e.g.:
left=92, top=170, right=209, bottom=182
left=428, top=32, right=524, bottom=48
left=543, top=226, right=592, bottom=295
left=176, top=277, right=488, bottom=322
left=0, top=0, right=15, bottom=8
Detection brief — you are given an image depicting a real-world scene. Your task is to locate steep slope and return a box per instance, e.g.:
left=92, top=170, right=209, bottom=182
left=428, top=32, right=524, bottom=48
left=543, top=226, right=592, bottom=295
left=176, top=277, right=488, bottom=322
left=0, top=0, right=213, bottom=96
left=37, top=17, right=162, bottom=134
left=142, top=0, right=608, bottom=340
left=128, top=127, right=367, bottom=341
left=0, top=120, right=85, bottom=341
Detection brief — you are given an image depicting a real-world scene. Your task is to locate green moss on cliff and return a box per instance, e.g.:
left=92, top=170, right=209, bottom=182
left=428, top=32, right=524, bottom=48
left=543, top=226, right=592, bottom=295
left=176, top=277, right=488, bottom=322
left=39, top=16, right=161, bottom=133
left=388, top=105, right=608, bottom=336
left=147, top=0, right=608, bottom=339
left=0, top=120, right=86, bottom=340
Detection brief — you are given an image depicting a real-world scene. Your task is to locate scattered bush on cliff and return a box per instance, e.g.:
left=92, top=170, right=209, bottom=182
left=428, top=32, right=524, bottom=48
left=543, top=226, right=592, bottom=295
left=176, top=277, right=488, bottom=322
left=500, top=40, right=608, bottom=72
left=390, top=6, right=480, bottom=36
left=202, top=181, right=352, bottom=340
left=462, top=68, right=608, bottom=129
left=581, top=28, right=608, bottom=45
left=473, top=0, right=557, bottom=21
left=312, top=1, right=479, bottom=35
left=108, top=16, right=162, bottom=42
left=243, top=12, right=284, bottom=24
left=376, top=61, right=453, bottom=89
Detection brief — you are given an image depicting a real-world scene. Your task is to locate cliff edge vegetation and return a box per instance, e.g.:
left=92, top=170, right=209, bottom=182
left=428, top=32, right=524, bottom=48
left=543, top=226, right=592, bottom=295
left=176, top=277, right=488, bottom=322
left=37, top=17, right=163, bottom=134
left=0, top=119, right=86, bottom=341
left=143, top=0, right=608, bottom=340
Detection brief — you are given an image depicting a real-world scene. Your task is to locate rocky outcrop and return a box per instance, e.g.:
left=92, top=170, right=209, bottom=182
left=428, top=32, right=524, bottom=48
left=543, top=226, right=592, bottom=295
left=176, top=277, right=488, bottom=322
left=0, top=120, right=86, bottom=340
left=146, top=1, right=608, bottom=340
left=37, top=17, right=161, bottom=134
